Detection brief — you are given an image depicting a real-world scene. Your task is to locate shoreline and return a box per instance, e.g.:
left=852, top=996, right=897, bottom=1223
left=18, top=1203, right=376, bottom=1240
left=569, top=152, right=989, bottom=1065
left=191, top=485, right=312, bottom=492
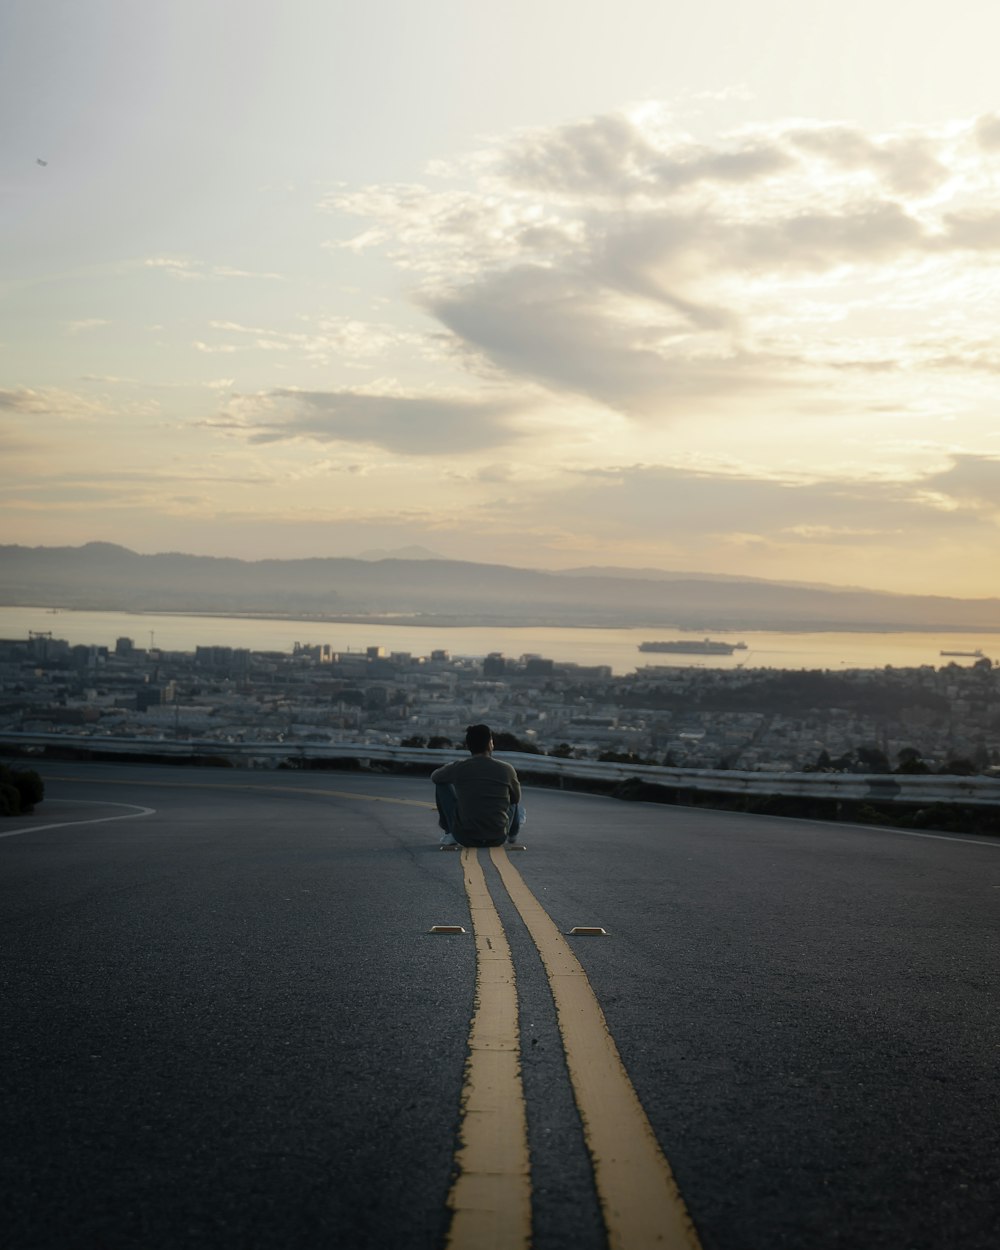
left=11, top=604, right=1000, bottom=635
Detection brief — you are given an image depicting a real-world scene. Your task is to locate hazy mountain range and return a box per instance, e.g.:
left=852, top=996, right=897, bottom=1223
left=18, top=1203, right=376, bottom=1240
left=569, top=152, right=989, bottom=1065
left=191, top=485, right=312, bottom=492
left=2, top=542, right=999, bottom=632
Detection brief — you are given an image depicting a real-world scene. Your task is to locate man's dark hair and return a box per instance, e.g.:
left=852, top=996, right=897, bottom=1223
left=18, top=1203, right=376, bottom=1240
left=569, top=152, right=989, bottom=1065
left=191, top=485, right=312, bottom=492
left=465, top=723, right=492, bottom=754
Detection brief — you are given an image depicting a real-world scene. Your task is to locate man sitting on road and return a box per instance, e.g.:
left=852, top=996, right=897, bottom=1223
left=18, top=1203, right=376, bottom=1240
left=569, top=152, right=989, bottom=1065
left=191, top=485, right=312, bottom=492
left=431, top=724, right=523, bottom=848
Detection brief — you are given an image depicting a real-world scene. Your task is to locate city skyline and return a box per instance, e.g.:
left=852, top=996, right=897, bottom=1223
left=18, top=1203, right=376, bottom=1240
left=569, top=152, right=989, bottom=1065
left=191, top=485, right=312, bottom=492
left=4, top=1, right=1000, bottom=598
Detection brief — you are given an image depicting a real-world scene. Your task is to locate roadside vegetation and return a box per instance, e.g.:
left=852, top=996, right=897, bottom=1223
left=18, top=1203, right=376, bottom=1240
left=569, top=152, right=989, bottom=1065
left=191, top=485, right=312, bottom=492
left=0, top=765, right=44, bottom=816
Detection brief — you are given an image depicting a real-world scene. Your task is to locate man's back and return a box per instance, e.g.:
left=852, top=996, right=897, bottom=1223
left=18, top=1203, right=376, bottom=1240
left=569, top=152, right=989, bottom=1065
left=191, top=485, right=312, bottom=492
left=430, top=753, right=521, bottom=845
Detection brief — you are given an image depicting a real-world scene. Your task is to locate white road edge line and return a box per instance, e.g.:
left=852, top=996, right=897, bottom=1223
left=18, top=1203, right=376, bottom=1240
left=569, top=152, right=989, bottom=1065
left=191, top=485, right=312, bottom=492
left=0, top=800, right=156, bottom=839
left=618, top=793, right=1000, bottom=849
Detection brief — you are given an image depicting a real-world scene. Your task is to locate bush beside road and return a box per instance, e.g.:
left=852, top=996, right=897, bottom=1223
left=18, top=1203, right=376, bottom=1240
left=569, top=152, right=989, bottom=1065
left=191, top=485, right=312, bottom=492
left=0, top=765, right=44, bottom=816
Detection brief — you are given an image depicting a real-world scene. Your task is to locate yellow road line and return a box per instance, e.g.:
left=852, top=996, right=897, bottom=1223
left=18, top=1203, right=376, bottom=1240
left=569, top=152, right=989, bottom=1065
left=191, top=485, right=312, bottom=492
left=490, top=846, right=702, bottom=1250
left=446, top=847, right=531, bottom=1250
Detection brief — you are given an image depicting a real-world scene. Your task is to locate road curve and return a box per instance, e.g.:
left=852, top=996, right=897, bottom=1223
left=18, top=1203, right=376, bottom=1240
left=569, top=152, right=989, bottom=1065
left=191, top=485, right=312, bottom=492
left=2, top=761, right=998, bottom=1249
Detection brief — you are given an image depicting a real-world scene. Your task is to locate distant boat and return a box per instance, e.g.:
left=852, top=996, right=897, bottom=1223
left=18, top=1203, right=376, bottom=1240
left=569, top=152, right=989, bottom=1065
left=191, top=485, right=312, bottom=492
left=639, top=638, right=748, bottom=655
left=940, top=648, right=984, bottom=658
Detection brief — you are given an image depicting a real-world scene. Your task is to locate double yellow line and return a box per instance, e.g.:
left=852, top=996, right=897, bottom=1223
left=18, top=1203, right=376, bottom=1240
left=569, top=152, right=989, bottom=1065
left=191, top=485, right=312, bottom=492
left=448, top=845, right=701, bottom=1250
left=49, top=775, right=701, bottom=1245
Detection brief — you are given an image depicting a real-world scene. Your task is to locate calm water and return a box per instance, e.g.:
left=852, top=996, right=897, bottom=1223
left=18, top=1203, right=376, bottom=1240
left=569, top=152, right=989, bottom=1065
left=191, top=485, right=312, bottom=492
left=3, top=606, right=998, bottom=675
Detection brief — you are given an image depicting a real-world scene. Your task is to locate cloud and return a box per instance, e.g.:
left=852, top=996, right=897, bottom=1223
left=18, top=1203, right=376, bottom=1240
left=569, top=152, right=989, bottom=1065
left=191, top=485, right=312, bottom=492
left=197, top=317, right=417, bottom=364
left=328, top=110, right=1000, bottom=425
left=194, top=341, right=251, bottom=354
left=940, top=210, right=1000, bottom=250
left=428, top=265, right=788, bottom=415
left=514, top=459, right=1000, bottom=566
left=213, top=388, right=526, bottom=455
left=500, top=112, right=795, bottom=198
left=144, top=257, right=284, bottom=281
left=922, top=340, right=1000, bottom=373
left=67, top=318, right=110, bottom=335
left=974, top=113, right=1000, bottom=152
left=0, top=386, right=108, bottom=419
left=785, top=125, right=948, bottom=195
left=921, top=455, right=1000, bottom=513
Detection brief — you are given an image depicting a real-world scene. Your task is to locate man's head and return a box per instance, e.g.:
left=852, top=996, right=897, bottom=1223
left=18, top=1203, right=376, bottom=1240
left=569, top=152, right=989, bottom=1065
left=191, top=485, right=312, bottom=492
left=465, top=723, right=493, bottom=755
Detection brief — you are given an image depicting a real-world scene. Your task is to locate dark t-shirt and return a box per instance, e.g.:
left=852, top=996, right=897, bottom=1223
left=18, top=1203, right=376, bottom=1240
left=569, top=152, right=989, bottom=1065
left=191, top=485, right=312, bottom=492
left=430, top=754, right=521, bottom=844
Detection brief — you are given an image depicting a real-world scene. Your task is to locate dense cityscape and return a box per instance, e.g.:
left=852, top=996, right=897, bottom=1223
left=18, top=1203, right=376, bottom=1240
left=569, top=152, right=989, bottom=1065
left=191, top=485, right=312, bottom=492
left=2, top=630, right=998, bottom=776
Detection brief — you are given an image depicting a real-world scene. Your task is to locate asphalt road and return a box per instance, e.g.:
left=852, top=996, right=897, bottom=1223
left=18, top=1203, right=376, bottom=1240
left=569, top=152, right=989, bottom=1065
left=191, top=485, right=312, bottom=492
left=2, top=761, right=998, bottom=1249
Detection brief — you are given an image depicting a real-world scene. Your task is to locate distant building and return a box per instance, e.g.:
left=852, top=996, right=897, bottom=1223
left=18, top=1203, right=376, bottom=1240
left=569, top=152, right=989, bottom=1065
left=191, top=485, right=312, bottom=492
left=523, top=657, right=555, bottom=676
left=195, top=646, right=250, bottom=674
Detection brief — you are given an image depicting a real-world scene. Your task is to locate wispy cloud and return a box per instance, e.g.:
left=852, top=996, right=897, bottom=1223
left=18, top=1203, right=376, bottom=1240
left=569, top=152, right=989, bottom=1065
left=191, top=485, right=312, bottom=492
left=191, top=316, right=432, bottom=367
left=209, top=388, right=527, bottom=454
left=67, top=318, right=111, bottom=335
left=0, top=386, right=109, bottom=419
left=143, top=257, right=285, bottom=281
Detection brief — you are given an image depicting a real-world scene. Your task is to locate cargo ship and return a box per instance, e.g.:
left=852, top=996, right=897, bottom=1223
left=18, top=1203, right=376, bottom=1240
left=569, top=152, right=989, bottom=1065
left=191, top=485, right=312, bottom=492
left=639, top=638, right=748, bottom=655
left=939, top=648, right=984, bottom=658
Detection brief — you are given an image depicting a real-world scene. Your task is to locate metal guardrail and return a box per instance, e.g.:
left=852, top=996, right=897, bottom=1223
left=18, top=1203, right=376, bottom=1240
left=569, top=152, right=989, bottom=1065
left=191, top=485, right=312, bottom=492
left=4, top=731, right=1000, bottom=808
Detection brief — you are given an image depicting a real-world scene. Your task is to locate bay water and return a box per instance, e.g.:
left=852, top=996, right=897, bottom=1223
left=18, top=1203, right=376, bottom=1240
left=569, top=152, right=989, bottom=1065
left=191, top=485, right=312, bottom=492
left=2, top=606, right=997, bottom=675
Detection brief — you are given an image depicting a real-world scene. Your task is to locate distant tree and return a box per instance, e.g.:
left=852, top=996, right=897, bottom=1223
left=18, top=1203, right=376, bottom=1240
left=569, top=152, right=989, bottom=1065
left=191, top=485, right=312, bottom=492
left=598, top=749, right=656, bottom=766
left=814, top=749, right=833, bottom=771
left=895, top=747, right=930, bottom=775
left=548, top=742, right=574, bottom=758
left=492, top=731, right=542, bottom=754
left=940, top=757, right=977, bottom=776
left=400, top=734, right=426, bottom=748
left=856, top=746, right=891, bottom=773
left=427, top=735, right=452, bottom=750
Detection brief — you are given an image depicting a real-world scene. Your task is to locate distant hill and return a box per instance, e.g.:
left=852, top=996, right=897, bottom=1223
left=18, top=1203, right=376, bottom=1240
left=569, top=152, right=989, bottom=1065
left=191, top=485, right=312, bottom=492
left=357, top=545, right=444, bottom=561
left=1, top=542, right=999, bottom=632
left=554, top=565, right=867, bottom=592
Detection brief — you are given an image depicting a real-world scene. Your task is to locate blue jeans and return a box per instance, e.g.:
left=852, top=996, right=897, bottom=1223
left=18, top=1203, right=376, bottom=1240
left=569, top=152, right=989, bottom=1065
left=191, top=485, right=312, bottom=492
left=435, top=783, right=522, bottom=845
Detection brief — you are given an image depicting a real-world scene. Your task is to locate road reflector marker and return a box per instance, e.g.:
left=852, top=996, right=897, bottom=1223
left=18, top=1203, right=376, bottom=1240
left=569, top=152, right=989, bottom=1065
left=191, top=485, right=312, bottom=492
left=430, top=925, right=467, bottom=934
left=507, top=844, right=527, bottom=851
left=439, top=844, right=462, bottom=851
left=567, top=926, right=610, bottom=936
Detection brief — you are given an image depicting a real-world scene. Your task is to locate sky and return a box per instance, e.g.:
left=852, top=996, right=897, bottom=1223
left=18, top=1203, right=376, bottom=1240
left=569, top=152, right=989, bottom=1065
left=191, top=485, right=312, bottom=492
left=3, top=0, right=1000, bottom=599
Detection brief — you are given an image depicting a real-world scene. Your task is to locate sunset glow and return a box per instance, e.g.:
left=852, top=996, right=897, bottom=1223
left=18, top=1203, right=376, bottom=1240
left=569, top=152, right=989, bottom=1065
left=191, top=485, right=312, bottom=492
left=4, top=1, right=1000, bottom=597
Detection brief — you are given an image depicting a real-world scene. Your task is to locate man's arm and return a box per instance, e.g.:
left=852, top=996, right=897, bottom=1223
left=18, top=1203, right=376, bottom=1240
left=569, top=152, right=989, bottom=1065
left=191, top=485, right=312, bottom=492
left=507, top=765, right=521, bottom=805
left=431, top=760, right=460, bottom=784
